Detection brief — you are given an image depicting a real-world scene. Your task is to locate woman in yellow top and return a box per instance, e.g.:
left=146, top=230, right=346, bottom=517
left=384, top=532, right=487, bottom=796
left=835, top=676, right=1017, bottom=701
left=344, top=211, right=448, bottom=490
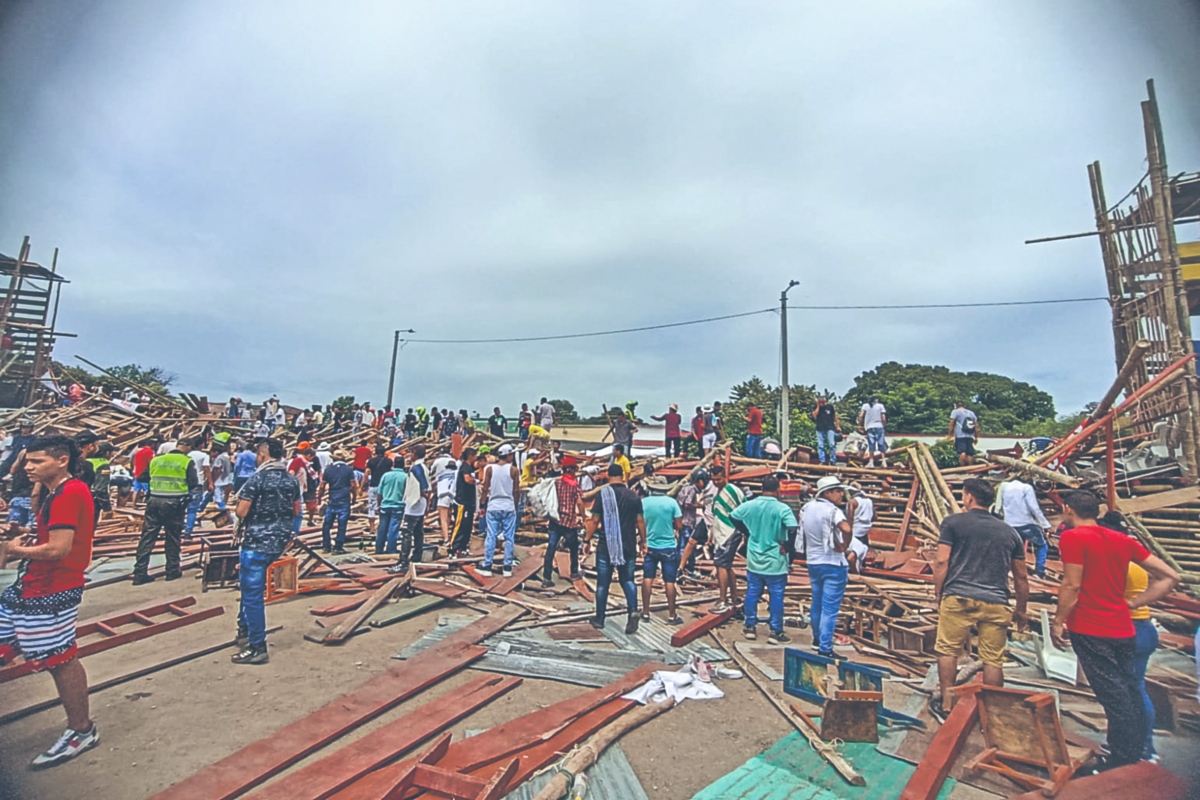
left=1126, top=560, right=1159, bottom=761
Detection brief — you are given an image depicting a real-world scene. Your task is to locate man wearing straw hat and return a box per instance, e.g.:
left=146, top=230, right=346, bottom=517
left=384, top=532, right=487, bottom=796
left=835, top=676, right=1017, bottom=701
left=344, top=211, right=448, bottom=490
left=651, top=404, right=683, bottom=458
left=800, top=476, right=854, bottom=657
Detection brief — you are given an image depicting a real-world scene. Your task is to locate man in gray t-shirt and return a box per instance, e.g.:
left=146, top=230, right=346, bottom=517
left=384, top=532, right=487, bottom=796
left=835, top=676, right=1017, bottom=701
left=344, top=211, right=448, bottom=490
left=948, top=402, right=979, bottom=466
left=930, top=478, right=1028, bottom=721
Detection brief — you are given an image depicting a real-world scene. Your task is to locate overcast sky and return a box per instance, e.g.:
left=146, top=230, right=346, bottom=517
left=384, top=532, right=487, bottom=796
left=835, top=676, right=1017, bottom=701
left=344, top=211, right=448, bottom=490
left=1, top=1, right=1198, bottom=418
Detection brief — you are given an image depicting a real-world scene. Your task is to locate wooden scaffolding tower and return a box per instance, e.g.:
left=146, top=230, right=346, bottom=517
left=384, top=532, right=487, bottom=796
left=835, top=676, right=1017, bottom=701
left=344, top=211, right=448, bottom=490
left=0, top=236, right=71, bottom=408
left=1088, top=80, right=1200, bottom=479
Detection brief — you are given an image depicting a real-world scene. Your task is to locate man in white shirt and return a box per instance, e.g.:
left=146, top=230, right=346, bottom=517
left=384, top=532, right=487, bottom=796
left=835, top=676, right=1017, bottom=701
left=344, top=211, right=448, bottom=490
left=537, top=397, right=557, bottom=432
left=948, top=401, right=979, bottom=466
left=856, top=397, right=888, bottom=468
left=185, top=440, right=212, bottom=536
left=997, top=477, right=1051, bottom=578
left=846, top=483, right=874, bottom=573
left=800, top=476, right=854, bottom=657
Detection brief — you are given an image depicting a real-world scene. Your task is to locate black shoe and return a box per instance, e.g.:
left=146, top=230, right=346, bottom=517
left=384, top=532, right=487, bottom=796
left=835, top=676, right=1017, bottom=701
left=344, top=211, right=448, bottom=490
left=928, top=697, right=949, bottom=724
left=331, top=547, right=347, bottom=555
left=131, top=574, right=154, bottom=586
left=569, top=572, right=583, bottom=581
left=768, top=631, right=791, bottom=645
left=231, top=645, right=269, bottom=665
left=732, top=608, right=745, bottom=622
left=540, top=579, right=555, bottom=588
left=625, top=614, right=640, bottom=635
left=589, top=617, right=605, bottom=630
left=321, top=547, right=332, bottom=554
left=816, top=649, right=835, bottom=659
left=165, top=571, right=183, bottom=581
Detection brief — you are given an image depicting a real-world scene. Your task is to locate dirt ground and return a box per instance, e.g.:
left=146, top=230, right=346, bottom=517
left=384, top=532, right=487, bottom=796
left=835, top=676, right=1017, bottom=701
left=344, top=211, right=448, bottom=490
left=0, top=572, right=790, bottom=800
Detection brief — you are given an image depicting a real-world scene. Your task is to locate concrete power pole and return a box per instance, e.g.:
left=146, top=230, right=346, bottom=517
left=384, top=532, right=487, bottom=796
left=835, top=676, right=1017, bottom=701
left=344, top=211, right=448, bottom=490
left=780, top=280, right=800, bottom=450
left=386, top=328, right=415, bottom=412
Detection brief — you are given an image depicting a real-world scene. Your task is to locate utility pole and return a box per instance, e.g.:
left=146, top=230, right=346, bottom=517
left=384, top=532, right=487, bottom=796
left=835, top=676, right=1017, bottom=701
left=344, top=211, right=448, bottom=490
left=385, top=328, right=415, bottom=411
left=779, top=280, right=800, bottom=450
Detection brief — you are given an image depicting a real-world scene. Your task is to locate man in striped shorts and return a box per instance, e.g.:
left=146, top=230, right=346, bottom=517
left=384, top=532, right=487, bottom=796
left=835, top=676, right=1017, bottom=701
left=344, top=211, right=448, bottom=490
left=0, top=434, right=97, bottom=767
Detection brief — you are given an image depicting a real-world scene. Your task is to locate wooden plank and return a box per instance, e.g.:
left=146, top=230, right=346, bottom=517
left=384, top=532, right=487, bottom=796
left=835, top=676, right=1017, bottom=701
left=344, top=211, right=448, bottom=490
left=1007, top=760, right=1190, bottom=800
left=243, top=674, right=522, bottom=800
left=368, top=594, right=447, bottom=629
left=1116, top=486, right=1200, bottom=514
left=412, top=579, right=468, bottom=600
left=0, top=602, right=225, bottom=684
left=321, top=576, right=410, bottom=644
left=669, top=606, right=734, bottom=648
left=898, top=695, right=979, bottom=800
left=489, top=552, right=545, bottom=596
left=149, top=638, right=490, bottom=800
left=310, top=589, right=375, bottom=617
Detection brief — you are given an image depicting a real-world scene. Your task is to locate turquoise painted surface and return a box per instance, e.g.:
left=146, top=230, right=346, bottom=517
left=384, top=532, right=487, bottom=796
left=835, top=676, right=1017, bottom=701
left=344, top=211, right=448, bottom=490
left=694, top=732, right=958, bottom=800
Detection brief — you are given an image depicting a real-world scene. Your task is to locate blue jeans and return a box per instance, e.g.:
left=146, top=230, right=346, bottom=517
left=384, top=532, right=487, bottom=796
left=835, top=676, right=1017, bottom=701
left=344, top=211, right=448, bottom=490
left=1133, top=618, right=1159, bottom=758
left=376, top=506, right=404, bottom=554
left=237, top=549, right=281, bottom=647
left=866, top=427, right=886, bottom=454
left=212, top=484, right=229, bottom=511
left=484, top=507, right=517, bottom=569
left=8, top=496, right=31, bottom=527
left=1014, top=524, right=1048, bottom=577
left=744, top=571, right=787, bottom=634
left=545, top=521, right=579, bottom=580
left=808, top=563, right=849, bottom=653
left=322, top=501, right=351, bottom=550
left=815, top=430, right=837, bottom=464
left=594, top=547, right=638, bottom=625
left=745, top=434, right=762, bottom=459
left=185, top=490, right=209, bottom=535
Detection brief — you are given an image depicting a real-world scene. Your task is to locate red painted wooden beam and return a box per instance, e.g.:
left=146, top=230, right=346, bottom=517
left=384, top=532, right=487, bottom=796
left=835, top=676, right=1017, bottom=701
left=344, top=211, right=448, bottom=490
left=898, top=695, right=979, bottom=800
left=670, top=606, right=735, bottom=647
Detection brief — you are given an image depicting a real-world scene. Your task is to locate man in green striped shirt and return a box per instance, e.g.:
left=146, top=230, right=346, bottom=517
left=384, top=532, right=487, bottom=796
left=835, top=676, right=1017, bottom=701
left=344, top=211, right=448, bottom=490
left=709, top=465, right=746, bottom=614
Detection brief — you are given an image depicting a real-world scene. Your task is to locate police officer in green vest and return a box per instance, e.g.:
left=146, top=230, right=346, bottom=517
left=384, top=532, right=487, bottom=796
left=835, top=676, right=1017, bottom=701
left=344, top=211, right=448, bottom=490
left=132, top=437, right=199, bottom=584
left=86, top=441, right=114, bottom=523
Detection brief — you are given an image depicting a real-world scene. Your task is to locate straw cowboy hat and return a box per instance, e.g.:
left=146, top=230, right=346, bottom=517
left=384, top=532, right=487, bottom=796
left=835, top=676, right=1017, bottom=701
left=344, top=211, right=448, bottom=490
left=814, top=475, right=847, bottom=496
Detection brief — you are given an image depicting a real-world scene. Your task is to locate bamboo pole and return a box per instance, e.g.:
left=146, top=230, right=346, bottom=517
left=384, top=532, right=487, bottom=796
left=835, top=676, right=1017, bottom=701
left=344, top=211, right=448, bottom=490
left=918, top=442, right=961, bottom=514
left=979, top=453, right=1080, bottom=488
left=1089, top=339, right=1152, bottom=424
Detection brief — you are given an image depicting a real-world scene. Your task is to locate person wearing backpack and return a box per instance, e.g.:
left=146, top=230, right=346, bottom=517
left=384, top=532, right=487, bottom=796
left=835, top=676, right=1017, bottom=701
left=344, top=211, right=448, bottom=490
left=948, top=401, right=979, bottom=466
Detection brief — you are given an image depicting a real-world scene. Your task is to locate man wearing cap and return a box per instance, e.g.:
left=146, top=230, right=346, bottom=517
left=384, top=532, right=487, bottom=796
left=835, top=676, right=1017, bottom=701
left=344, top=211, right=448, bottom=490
left=639, top=476, right=684, bottom=624
left=676, top=469, right=717, bottom=577
left=611, top=410, right=636, bottom=457
left=584, top=463, right=645, bottom=633
left=479, top=444, right=520, bottom=577
left=449, top=448, right=478, bottom=558
left=0, top=417, right=37, bottom=526
left=731, top=474, right=798, bottom=644
left=133, top=438, right=200, bottom=584
left=542, top=456, right=585, bottom=587
left=812, top=397, right=841, bottom=466
left=800, top=476, right=854, bottom=656
left=710, top=465, right=746, bottom=613
left=314, top=441, right=333, bottom=472
left=651, top=404, right=683, bottom=458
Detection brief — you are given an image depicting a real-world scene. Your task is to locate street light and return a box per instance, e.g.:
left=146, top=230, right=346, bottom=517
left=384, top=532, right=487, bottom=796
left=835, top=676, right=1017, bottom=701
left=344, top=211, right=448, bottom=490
left=779, top=280, right=800, bottom=450
left=386, top=328, right=415, bottom=411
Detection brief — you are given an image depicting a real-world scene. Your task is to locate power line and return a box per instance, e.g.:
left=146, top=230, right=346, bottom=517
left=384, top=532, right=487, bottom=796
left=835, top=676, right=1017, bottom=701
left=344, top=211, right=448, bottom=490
left=403, top=296, right=1108, bottom=345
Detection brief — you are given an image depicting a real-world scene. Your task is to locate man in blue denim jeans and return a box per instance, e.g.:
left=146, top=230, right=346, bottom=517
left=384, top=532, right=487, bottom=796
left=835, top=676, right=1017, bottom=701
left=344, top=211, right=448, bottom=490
left=997, top=476, right=1051, bottom=579
left=856, top=397, right=888, bottom=468
left=799, top=476, right=854, bottom=657
left=479, top=445, right=520, bottom=578
left=318, top=451, right=357, bottom=554
left=584, top=464, right=645, bottom=634
left=811, top=397, right=841, bottom=466
left=232, top=438, right=300, bottom=665
left=731, top=474, right=798, bottom=645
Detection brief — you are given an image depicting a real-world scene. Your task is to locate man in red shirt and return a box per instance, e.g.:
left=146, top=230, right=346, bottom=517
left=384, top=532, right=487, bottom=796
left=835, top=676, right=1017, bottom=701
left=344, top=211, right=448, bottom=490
left=0, top=435, right=98, bottom=766
left=542, top=457, right=586, bottom=587
left=744, top=403, right=764, bottom=459
left=650, top=404, right=683, bottom=458
left=352, top=439, right=372, bottom=473
left=131, top=437, right=158, bottom=505
left=1051, top=490, right=1178, bottom=769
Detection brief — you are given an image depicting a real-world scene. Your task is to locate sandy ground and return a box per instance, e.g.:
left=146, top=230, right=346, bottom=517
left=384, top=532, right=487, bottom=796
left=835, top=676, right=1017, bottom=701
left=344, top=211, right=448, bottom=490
left=0, top=571, right=790, bottom=800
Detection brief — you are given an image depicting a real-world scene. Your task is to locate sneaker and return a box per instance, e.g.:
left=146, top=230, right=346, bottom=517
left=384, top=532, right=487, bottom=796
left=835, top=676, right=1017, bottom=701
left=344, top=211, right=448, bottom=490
left=476, top=567, right=493, bottom=578
left=502, top=567, right=513, bottom=578
left=30, top=724, right=99, bottom=768
left=816, top=649, right=836, bottom=659
left=331, top=548, right=347, bottom=555
left=386, top=563, right=408, bottom=575
left=165, top=571, right=183, bottom=581
left=667, top=615, right=684, bottom=625
left=640, top=613, right=651, bottom=622
left=768, top=631, right=791, bottom=645
left=569, top=572, right=583, bottom=581
left=539, top=579, right=555, bottom=589
left=711, top=602, right=731, bottom=614
left=625, top=614, right=641, bottom=635
left=231, top=645, right=269, bottom=665
left=131, top=574, right=153, bottom=586
left=928, top=697, right=949, bottom=724
left=743, top=626, right=757, bottom=641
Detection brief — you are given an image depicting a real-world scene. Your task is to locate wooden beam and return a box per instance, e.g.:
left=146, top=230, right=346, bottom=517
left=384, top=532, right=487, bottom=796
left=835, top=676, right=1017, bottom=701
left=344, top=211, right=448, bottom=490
left=320, top=575, right=410, bottom=644
left=898, top=695, right=978, bottom=800
left=669, top=606, right=734, bottom=648
left=1114, top=486, right=1200, bottom=515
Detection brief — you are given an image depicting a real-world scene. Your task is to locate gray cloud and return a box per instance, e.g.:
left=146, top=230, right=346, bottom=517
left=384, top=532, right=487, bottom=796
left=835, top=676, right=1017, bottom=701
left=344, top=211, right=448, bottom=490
left=1, top=0, right=1198, bottom=418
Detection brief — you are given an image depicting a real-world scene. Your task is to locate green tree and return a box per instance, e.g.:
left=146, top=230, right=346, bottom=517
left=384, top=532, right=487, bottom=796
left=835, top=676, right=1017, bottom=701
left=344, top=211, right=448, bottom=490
left=52, top=360, right=175, bottom=396
left=548, top=399, right=579, bottom=423
left=723, top=377, right=822, bottom=454
left=331, top=395, right=356, bottom=410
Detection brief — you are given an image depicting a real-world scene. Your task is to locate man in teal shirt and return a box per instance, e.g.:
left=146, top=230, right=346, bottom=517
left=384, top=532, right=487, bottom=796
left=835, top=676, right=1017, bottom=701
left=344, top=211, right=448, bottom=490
left=640, top=477, right=684, bottom=624
left=731, top=475, right=798, bottom=644
left=374, top=456, right=407, bottom=555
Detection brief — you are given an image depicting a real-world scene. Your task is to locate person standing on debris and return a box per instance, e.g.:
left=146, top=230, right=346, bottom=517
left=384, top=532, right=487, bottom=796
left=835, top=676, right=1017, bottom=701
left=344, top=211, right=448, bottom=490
left=391, top=444, right=432, bottom=574
left=1050, top=490, right=1179, bottom=769
left=676, top=469, right=717, bottom=577
left=375, top=454, right=407, bottom=555
left=709, top=465, right=746, bottom=614
left=449, top=448, right=478, bottom=558
left=812, top=397, right=841, bottom=466
left=435, top=457, right=459, bottom=538
left=300, top=447, right=321, bottom=527
left=698, top=407, right=717, bottom=455
left=930, top=478, right=1029, bottom=721
left=184, top=438, right=212, bottom=537
left=210, top=439, right=234, bottom=525
left=479, top=444, right=520, bottom=578
left=611, top=410, right=636, bottom=456
left=996, top=476, right=1051, bottom=579
left=402, top=408, right=417, bottom=440
left=517, top=403, right=532, bottom=441
left=639, top=476, right=684, bottom=625
left=846, top=483, right=873, bottom=573
left=314, top=441, right=333, bottom=472
left=487, top=407, right=507, bottom=438
left=132, top=438, right=199, bottom=584
left=0, top=435, right=98, bottom=766
left=233, top=441, right=258, bottom=494
left=650, top=404, right=683, bottom=458
left=352, top=439, right=372, bottom=476
left=948, top=401, right=979, bottom=467
left=744, top=402, right=764, bottom=459
left=441, top=408, right=459, bottom=441
left=609, top=443, right=632, bottom=484
left=364, top=445, right=392, bottom=539
left=537, top=397, right=557, bottom=433
left=733, top=474, right=798, bottom=645
left=585, top=463, right=645, bottom=633
left=231, top=438, right=299, bottom=666
left=318, top=451, right=356, bottom=554
left=541, top=456, right=585, bottom=587
left=799, top=476, right=854, bottom=656
left=856, top=396, right=888, bottom=468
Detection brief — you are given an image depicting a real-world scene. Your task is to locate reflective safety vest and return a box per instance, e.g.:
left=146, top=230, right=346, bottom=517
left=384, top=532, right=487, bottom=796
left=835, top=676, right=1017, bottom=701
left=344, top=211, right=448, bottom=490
left=149, top=452, right=191, bottom=497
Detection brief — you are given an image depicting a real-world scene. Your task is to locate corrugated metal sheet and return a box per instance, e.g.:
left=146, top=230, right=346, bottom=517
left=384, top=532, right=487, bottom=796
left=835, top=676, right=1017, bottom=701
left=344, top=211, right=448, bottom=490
left=597, top=614, right=729, bottom=664
left=503, top=743, right=649, bottom=800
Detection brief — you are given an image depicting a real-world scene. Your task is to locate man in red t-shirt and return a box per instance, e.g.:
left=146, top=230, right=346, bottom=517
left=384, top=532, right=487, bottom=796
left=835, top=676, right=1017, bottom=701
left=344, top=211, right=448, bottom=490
left=132, top=438, right=158, bottom=505
left=744, top=403, right=764, bottom=459
left=0, top=435, right=98, bottom=766
left=1051, top=490, right=1179, bottom=769
left=352, top=439, right=372, bottom=473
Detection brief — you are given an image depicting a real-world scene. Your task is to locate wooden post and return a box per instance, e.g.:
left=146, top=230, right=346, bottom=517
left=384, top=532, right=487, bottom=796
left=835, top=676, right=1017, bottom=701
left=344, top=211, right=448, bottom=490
left=893, top=478, right=919, bottom=552
left=1104, top=419, right=1118, bottom=512
left=1089, top=340, right=1151, bottom=425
